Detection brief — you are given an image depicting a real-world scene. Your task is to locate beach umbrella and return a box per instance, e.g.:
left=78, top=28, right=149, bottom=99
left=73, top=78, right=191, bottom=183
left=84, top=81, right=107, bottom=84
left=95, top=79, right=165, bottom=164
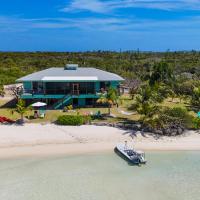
left=31, top=102, right=47, bottom=107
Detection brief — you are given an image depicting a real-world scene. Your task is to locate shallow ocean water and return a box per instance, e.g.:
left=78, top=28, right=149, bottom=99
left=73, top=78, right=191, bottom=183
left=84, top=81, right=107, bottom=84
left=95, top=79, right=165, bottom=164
left=0, top=151, right=200, bottom=200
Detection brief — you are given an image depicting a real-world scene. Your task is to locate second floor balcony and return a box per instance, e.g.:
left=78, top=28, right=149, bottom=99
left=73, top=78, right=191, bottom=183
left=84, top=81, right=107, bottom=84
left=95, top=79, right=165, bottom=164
left=21, top=81, right=115, bottom=98
left=22, top=88, right=96, bottom=96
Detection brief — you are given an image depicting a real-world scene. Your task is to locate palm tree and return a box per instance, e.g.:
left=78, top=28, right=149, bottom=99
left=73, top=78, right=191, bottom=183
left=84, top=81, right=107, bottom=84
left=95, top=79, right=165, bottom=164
left=134, top=84, right=159, bottom=123
left=12, top=99, right=31, bottom=123
left=97, top=87, right=118, bottom=115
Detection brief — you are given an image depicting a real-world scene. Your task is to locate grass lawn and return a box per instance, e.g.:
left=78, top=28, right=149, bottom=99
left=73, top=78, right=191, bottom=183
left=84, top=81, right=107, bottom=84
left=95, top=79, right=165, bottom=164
left=162, top=98, right=189, bottom=108
left=0, top=96, right=137, bottom=123
left=162, top=98, right=197, bottom=117
left=0, top=99, right=8, bottom=107
left=0, top=96, right=196, bottom=124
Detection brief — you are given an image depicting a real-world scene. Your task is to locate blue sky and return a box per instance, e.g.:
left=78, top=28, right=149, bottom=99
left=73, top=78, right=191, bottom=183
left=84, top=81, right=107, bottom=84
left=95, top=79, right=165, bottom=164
left=1, top=0, right=200, bottom=51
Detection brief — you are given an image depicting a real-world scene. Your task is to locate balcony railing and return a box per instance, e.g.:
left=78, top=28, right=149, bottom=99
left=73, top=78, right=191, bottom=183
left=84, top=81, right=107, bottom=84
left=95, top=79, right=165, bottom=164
left=22, top=88, right=96, bottom=96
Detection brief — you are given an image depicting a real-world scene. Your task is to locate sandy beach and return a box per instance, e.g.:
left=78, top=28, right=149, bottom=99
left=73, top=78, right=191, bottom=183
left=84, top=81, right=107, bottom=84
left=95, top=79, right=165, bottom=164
left=0, top=124, right=200, bottom=159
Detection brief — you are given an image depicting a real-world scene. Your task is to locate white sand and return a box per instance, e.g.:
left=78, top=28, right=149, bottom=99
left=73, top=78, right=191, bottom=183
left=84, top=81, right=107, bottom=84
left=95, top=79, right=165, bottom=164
left=0, top=124, right=200, bottom=159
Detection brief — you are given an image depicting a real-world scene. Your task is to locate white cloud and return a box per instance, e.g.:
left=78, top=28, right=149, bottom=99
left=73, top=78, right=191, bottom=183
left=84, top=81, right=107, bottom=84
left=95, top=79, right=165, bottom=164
left=61, top=0, right=200, bottom=13
left=60, top=0, right=110, bottom=13
left=0, top=16, right=131, bottom=32
left=1, top=15, right=200, bottom=33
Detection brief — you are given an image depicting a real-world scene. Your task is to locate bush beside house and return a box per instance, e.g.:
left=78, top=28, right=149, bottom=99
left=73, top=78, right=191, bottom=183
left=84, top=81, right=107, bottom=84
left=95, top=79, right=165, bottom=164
left=57, top=115, right=91, bottom=126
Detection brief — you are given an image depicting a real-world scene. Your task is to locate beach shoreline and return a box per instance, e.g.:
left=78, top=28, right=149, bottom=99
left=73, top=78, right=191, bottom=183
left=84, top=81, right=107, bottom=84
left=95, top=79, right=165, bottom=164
left=0, top=124, right=200, bottom=159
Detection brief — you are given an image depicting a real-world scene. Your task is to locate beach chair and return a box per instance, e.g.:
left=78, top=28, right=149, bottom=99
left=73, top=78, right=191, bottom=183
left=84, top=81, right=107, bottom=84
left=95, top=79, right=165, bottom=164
left=93, top=110, right=102, bottom=119
left=39, top=110, right=46, bottom=118
left=39, top=113, right=45, bottom=118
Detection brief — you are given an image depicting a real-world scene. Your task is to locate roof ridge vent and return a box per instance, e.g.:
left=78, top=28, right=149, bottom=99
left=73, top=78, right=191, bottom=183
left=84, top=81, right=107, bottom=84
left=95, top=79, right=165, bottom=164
left=65, top=64, right=78, bottom=70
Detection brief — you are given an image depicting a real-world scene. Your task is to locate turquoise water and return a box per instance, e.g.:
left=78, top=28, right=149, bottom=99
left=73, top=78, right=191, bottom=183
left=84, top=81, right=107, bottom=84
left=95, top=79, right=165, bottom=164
left=0, top=151, right=200, bottom=200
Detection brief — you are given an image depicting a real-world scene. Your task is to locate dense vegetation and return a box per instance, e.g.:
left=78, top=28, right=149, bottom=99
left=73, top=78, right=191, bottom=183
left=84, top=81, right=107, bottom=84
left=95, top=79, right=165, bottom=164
left=0, top=51, right=200, bottom=133
left=130, top=60, right=200, bottom=134
left=0, top=51, right=200, bottom=86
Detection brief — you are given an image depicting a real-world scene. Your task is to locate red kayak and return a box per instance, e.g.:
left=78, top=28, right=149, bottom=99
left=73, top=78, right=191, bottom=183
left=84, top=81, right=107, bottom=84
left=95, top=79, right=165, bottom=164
left=0, top=117, right=15, bottom=123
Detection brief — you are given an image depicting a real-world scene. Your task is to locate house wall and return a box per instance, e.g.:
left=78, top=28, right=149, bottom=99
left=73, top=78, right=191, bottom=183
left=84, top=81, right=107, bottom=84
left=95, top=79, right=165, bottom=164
left=23, top=81, right=32, bottom=90
left=110, top=81, right=119, bottom=88
left=78, top=98, right=86, bottom=106
left=95, top=82, right=100, bottom=92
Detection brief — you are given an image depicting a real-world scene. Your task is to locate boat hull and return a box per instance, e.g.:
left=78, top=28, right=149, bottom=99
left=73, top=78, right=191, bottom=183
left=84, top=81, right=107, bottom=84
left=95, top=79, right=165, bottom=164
left=115, top=144, right=147, bottom=165
left=114, top=147, right=140, bottom=165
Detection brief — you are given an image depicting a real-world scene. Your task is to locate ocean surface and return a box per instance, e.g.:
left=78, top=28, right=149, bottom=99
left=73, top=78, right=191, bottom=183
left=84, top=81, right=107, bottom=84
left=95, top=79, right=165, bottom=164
left=0, top=151, right=200, bottom=200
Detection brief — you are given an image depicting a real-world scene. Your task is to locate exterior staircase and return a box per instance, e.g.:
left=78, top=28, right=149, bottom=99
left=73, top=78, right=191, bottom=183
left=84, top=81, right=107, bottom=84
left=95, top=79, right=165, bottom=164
left=53, top=95, right=72, bottom=109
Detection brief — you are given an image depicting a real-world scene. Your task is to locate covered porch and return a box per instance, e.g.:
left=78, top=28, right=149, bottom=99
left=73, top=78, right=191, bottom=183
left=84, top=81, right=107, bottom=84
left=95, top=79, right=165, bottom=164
left=22, top=81, right=116, bottom=96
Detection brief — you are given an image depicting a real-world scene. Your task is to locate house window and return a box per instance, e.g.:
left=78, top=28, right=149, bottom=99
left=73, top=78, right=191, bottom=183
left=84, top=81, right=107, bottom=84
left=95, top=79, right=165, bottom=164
left=79, top=82, right=95, bottom=94
left=45, top=82, right=71, bottom=94
left=32, top=82, right=43, bottom=94
left=100, top=82, right=110, bottom=91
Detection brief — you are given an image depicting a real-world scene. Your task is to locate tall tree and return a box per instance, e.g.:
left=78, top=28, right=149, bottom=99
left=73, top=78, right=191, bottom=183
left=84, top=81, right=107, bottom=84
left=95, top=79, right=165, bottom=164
left=128, top=79, right=141, bottom=100
left=149, top=61, right=174, bottom=86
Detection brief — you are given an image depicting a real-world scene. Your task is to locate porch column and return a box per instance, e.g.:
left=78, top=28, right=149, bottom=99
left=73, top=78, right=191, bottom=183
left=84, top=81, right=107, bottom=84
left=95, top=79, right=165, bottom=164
left=95, top=82, right=100, bottom=93
left=43, top=82, right=46, bottom=95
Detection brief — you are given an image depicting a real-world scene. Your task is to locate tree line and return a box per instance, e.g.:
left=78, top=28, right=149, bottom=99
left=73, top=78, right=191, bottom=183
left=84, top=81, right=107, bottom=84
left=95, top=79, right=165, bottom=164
left=0, top=51, right=200, bottom=86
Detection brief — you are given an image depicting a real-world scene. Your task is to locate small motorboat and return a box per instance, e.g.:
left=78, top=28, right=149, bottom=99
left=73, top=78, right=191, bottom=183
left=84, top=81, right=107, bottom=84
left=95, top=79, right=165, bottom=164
left=115, top=142, right=147, bottom=165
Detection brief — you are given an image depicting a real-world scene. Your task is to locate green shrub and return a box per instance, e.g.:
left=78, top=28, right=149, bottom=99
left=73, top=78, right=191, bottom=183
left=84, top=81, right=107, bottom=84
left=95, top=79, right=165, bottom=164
left=193, top=117, right=200, bottom=129
left=159, top=107, right=194, bottom=129
left=57, top=115, right=92, bottom=126
left=57, top=115, right=84, bottom=126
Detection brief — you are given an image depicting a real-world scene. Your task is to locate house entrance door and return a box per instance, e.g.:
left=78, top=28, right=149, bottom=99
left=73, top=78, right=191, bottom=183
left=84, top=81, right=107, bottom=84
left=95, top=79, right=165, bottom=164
left=72, top=83, right=79, bottom=95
